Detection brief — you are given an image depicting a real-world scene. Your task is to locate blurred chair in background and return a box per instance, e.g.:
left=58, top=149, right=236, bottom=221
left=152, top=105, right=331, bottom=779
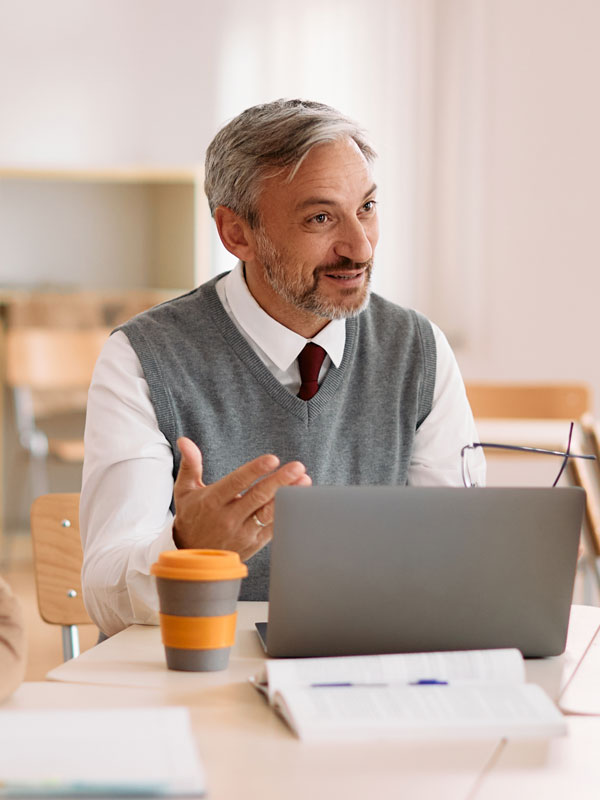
left=465, top=383, right=592, bottom=461
left=465, top=382, right=599, bottom=603
left=5, top=326, right=110, bottom=501
left=1, top=288, right=177, bottom=545
left=466, top=383, right=591, bottom=421
left=5, top=289, right=176, bottom=330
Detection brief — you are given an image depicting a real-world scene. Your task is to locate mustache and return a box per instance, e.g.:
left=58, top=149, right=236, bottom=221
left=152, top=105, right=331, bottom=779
left=316, top=258, right=373, bottom=274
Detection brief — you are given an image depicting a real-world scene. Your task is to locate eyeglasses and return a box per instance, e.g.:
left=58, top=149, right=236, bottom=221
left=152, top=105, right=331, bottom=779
left=461, top=421, right=597, bottom=488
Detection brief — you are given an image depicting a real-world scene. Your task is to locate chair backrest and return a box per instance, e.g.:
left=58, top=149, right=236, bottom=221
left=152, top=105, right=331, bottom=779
left=465, top=383, right=600, bottom=597
left=465, top=383, right=592, bottom=420
left=29, top=493, right=91, bottom=627
left=6, top=289, right=177, bottom=329
left=5, top=328, right=111, bottom=391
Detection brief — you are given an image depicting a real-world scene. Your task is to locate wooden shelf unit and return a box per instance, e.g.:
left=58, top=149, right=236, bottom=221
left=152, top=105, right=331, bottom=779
left=0, top=165, right=211, bottom=291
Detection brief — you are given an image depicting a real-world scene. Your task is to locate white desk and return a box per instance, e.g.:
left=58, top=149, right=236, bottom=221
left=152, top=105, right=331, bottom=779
left=4, top=603, right=600, bottom=800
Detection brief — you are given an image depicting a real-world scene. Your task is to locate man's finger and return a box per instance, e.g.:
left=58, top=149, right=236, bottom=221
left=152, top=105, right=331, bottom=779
left=250, top=501, right=274, bottom=529
left=210, top=453, right=281, bottom=504
left=291, top=474, right=312, bottom=488
left=252, top=473, right=312, bottom=528
left=176, top=437, right=205, bottom=489
left=236, top=461, right=308, bottom=519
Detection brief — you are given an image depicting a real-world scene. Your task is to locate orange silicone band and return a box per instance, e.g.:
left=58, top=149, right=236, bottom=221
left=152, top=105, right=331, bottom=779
left=159, top=612, right=238, bottom=650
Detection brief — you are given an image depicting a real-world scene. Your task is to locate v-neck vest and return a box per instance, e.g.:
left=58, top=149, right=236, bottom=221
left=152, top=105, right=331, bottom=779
left=119, top=273, right=436, bottom=600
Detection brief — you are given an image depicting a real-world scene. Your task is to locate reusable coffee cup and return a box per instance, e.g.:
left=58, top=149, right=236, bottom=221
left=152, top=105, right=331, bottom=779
left=151, top=549, right=248, bottom=672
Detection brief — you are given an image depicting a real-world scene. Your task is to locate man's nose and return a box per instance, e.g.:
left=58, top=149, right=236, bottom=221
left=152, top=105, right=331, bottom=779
left=333, top=217, right=375, bottom=263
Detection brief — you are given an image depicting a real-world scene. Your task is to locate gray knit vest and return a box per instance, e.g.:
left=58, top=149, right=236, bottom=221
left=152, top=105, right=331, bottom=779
left=118, top=273, right=436, bottom=600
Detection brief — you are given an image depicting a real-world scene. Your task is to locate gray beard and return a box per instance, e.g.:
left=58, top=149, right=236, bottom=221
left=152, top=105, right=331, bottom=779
left=256, top=230, right=373, bottom=320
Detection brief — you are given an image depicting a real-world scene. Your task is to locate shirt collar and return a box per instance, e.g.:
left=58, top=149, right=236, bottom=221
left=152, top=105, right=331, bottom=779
left=223, top=262, right=346, bottom=371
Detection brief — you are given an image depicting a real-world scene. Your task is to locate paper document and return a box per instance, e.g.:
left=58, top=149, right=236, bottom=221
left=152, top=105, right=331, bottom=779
left=560, top=634, right=600, bottom=714
left=0, top=707, right=205, bottom=797
left=251, top=649, right=566, bottom=741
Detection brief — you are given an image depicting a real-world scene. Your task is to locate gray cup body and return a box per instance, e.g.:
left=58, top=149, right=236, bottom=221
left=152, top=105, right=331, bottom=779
left=156, top=577, right=242, bottom=672
left=163, top=645, right=232, bottom=672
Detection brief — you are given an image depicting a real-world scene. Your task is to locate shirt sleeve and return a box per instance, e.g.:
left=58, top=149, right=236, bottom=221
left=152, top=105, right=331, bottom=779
left=80, top=330, right=176, bottom=636
left=407, top=323, right=486, bottom=487
left=0, top=577, right=26, bottom=700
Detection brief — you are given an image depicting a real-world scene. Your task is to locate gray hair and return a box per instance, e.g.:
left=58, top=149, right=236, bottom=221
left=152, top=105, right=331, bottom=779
left=204, top=99, right=377, bottom=228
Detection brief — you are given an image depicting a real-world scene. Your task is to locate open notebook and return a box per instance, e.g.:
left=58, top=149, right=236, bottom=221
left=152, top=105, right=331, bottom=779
left=250, top=648, right=567, bottom=741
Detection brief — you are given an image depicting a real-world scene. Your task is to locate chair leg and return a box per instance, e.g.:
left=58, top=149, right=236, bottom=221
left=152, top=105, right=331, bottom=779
left=580, top=521, right=600, bottom=605
left=30, top=452, right=50, bottom=499
left=14, top=387, right=51, bottom=506
left=62, top=624, right=80, bottom=661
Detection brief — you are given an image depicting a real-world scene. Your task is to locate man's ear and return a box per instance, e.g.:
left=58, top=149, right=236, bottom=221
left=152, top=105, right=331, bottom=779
left=214, top=206, right=256, bottom=261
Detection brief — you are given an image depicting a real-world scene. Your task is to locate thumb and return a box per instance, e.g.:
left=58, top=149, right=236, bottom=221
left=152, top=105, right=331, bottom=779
left=176, top=437, right=205, bottom=488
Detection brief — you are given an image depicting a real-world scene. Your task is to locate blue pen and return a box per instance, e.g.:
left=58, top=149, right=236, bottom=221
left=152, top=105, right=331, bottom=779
left=309, top=679, right=448, bottom=688
left=310, top=682, right=388, bottom=688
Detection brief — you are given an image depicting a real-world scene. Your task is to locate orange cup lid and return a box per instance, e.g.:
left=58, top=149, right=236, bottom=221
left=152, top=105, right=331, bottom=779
left=150, top=549, right=248, bottom=581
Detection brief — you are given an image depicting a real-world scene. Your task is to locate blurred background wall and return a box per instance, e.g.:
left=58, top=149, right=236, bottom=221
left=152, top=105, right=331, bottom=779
left=0, top=0, right=598, bottom=402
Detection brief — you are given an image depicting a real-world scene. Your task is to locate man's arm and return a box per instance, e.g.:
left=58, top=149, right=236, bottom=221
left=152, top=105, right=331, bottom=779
left=407, top=323, right=486, bottom=487
left=81, top=331, right=176, bottom=635
left=81, top=332, right=310, bottom=636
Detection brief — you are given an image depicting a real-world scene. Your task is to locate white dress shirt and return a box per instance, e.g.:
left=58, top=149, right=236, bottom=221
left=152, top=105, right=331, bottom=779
left=81, top=263, right=485, bottom=635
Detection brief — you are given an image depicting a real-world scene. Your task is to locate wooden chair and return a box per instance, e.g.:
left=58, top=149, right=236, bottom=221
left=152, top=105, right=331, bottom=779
left=464, top=382, right=593, bottom=467
left=5, top=289, right=177, bottom=329
left=465, top=382, right=599, bottom=601
left=5, top=327, right=110, bottom=499
left=465, top=383, right=591, bottom=420
left=30, top=492, right=94, bottom=660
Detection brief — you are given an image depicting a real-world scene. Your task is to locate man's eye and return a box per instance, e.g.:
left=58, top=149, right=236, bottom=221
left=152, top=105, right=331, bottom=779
left=311, top=213, right=329, bottom=224
left=362, top=200, right=377, bottom=213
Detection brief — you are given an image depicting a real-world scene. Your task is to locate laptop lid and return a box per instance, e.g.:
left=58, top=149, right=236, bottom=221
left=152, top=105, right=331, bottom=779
left=265, top=486, right=585, bottom=658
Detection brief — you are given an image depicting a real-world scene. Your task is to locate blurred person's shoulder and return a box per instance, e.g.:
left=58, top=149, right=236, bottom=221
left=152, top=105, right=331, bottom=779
left=0, top=576, right=26, bottom=700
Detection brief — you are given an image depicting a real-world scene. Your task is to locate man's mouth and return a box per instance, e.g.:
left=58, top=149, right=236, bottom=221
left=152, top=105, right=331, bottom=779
left=321, top=267, right=367, bottom=288
left=325, top=269, right=364, bottom=280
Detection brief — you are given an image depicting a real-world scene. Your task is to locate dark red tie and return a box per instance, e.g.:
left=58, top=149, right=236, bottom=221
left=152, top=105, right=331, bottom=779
left=297, top=343, right=327, bottom=401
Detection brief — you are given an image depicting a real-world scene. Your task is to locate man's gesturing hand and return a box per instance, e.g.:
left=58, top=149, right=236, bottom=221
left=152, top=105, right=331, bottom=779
left=172, top=437, right=312, bottom=561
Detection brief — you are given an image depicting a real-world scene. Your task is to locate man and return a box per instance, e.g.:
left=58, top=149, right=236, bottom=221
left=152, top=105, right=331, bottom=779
left=81, top=99, right=484, bottom=636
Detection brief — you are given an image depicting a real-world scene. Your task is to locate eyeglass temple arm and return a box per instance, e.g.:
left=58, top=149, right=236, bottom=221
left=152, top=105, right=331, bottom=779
left=461, top=443, right=596, bottom=460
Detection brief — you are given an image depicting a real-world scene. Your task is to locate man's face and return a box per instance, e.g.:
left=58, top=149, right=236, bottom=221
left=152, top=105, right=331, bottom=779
left=245, top=138, right=379, bottom=334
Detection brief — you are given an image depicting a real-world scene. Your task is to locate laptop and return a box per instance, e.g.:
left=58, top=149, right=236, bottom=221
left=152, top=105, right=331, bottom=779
left=258, top=486, right=585, bottom=658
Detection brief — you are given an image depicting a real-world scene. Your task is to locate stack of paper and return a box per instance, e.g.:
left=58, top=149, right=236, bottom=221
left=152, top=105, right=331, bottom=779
left=0, top=706, right=205, bottom=796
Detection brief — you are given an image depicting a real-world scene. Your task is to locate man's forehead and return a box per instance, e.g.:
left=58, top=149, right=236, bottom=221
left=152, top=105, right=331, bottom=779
left=262, top=138, right=374, bottom=206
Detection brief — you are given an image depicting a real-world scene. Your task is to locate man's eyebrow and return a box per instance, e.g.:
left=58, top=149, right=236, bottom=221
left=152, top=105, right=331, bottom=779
left=294, top=183, right=378, bottom=212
